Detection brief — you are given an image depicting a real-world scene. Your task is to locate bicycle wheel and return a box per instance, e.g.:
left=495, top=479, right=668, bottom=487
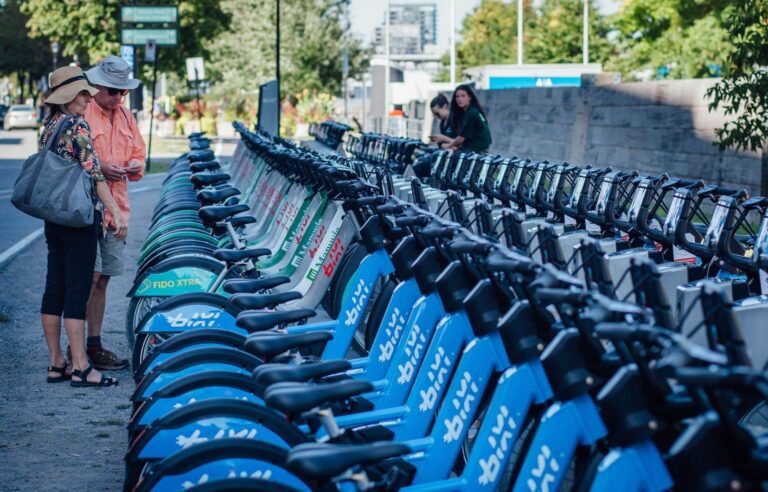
left=126, top=296, right=166, bottom=346
left=133, top=331, right=175, bottom=373
left=362, top=277, right=398, bottom=351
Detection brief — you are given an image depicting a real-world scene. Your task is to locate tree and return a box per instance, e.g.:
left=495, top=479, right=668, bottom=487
left=0, top=0, right=51, bottom=102
left=706, top=1, right=768, bottom=153
left=20, top=0, right=230, bottom=81
left=526, top=0, right=614, bottom=65
left=446, top=0, right=611, bottom=80
left=608, top=0, right=734, bottom=79
left=455, top=0, right=531, bottom=69
left=207, top=0, right=368, bottom=104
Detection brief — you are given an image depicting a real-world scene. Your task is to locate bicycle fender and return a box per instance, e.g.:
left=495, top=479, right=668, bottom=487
left=128, top=256, right=225, bottom=297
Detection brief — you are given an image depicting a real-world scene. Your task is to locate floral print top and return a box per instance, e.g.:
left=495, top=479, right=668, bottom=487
left=39, top=113, right=106, bottom=183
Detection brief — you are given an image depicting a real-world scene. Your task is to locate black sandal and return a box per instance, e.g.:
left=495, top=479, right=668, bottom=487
left=70, top=364, right=119, bottom=388
left=46, top=362, right=71, bottom=383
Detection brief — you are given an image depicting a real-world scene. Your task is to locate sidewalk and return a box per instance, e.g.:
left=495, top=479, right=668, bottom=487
left=0, top=180, right=160, bottom=491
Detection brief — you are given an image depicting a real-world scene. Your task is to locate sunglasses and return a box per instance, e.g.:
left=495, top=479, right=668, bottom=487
left=104, top=87, right=129, bottom=96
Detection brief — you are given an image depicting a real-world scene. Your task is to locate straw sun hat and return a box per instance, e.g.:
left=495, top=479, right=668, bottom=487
left=46, top=66, right=98, bottom=105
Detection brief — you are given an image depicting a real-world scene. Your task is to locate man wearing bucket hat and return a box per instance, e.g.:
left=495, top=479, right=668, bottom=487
left=77, top=55, right=146, bottom=371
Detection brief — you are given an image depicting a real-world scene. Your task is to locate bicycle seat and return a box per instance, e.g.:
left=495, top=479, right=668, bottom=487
left=187, top=149, right=215, bottom=162
left=253, top=360, right=351, bottom=386
left=190, top=172, right=231, bottom=187
left=223, top=275, right=291, bottom=294
left=264, top=379, right=373, bottom=417
left=189, top=160, right=220, bottom=173
left=197, top=187, right=239, bottom=204
left=230, top=291, right=302, bottom=310
left=286, top=442, right=410, bottom=481
left=198, top=204, right=249, bottom=223
left=236, top=309, right=316, bottom=333
left=230, top=216, right=257, bottom=228
left=213, top=247, right=271, bottom=263
left=243, top=331, right=332, bottom=359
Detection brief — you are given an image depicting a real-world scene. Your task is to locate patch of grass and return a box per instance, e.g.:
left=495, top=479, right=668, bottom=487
left=115, top=403, right=131, bottom=410
left=89, top=419, right=123, bottom=426
left=146, top=160, right=171, bottom=174
left=95, top=433, right=110, bottom=438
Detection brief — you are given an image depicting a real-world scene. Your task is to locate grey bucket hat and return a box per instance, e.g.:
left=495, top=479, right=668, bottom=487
left=85, top=55, right=140, bottom=90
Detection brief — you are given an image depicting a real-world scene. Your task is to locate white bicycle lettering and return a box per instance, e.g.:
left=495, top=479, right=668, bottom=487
left=377, top=307, right=406, bottom=362
left=478, top=405, right=517, bottom=486
left=418, top=347, right=451, bottom=411
left=343, top=279, right=370, bottom=327
left=526, top=445, right=559, bottom=492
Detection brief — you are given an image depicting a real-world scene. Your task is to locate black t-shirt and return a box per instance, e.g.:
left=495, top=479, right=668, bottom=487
left=439, top=117, right=456, bottom=139
left=458, top=106, right=492, bottom=153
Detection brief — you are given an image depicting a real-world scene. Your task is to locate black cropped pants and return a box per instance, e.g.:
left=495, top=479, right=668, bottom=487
left=40, top=211, right=100, bottom=320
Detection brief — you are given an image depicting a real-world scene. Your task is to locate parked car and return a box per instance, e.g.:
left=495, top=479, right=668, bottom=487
left=0, top=104, right=8, bottom=128
left=4, top=105, right=38, bottom=130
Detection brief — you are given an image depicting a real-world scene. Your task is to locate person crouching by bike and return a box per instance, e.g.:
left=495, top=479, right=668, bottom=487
left=40, top=66, right=126, bottom=387
left=75, top=55, right=146, bottom=371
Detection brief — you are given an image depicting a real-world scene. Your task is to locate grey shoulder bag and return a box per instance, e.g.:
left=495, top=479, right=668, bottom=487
left=11, top=116, right=96, bottom=227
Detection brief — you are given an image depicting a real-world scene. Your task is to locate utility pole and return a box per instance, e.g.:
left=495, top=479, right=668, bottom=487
left=384, top=1, right=390, bottom=134
left=342, top=0, right=350, bottom=121
left=583, top=0, right=589, bottom=65
left=450, top=0, right=456, bottom=86
left=517, top=0, right=523, bottom=65
left=276, top=0, right=281, bottom=135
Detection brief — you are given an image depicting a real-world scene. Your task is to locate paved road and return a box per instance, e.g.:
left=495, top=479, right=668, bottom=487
left=0, top=128, right=236, bottom=267
left=0, top=129, right=44, bottom=255
left=0, top=134, right=237, bottom=491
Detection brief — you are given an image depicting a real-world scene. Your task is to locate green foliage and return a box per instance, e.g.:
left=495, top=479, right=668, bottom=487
left=452, top=0, right=611, bottom=76
left=526, top=0, right=613, bottom=64
left=208, top=0, right=368, bottom=107
left=608, top=0, right=733, bottom=79
left=455, top=0, right=530, bottom=68
left=0, top=0, right=51, bottom=98
left=20, top=0, right=229, bottom=81
left=706, top=1, right=768, bottom=152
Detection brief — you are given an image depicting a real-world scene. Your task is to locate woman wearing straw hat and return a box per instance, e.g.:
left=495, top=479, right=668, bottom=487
left=39, top=66, right=126, bottom=388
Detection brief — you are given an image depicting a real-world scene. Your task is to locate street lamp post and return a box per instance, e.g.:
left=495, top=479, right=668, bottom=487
left=450, top=0, right=456, bottom=86
left=276, top=0, right=281, bottom=135
left=583, top=0, right=589, bottom=65
left=384, top=1, right=390, bottom=134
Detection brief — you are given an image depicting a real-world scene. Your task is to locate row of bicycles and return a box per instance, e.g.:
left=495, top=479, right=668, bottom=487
left=308, top=121, right=353, bottom=150
left=121, top=122, right=768, bottom=491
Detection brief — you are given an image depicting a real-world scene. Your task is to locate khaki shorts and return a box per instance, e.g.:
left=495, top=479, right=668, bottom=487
left=94, top=229, right=125, bottom=276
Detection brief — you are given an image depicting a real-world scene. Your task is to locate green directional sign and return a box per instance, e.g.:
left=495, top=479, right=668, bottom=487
left=121, top=28, right=178, bottom=46
left=121, top=6, right=178, bottom=24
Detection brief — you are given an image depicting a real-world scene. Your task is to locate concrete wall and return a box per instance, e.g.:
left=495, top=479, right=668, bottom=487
left=476, top=79, right=766, bottom=195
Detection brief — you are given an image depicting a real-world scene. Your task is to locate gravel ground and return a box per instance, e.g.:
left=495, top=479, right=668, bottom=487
left=0, top=184, right=159, bottom=491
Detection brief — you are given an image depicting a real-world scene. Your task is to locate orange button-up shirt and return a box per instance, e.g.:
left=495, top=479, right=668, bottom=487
left=85, top=101, right=146, bottom=229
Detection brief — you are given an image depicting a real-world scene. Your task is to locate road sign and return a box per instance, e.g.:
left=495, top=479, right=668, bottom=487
left=145, top=40, right=157, bottom=62
left=121, top=6, right=178, bottom=24
left=120, top=45, right=135, bottom=74
left=186, top=57, right=205, bottom=81
left=121, top=28, right=178, bottom=46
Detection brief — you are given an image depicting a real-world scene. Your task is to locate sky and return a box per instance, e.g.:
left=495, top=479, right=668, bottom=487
left=349, top=0, right=622, bottom=49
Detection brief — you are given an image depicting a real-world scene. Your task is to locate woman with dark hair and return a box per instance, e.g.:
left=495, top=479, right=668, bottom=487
left=448, top=84, right=492, bottom=153
left=429, top=93, right=454, bottom=149
left=38, top=66, right=126, bottom=388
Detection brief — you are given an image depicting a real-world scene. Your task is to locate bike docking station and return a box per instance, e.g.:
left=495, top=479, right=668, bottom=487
left=120, top=120, right=768, bottom=492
